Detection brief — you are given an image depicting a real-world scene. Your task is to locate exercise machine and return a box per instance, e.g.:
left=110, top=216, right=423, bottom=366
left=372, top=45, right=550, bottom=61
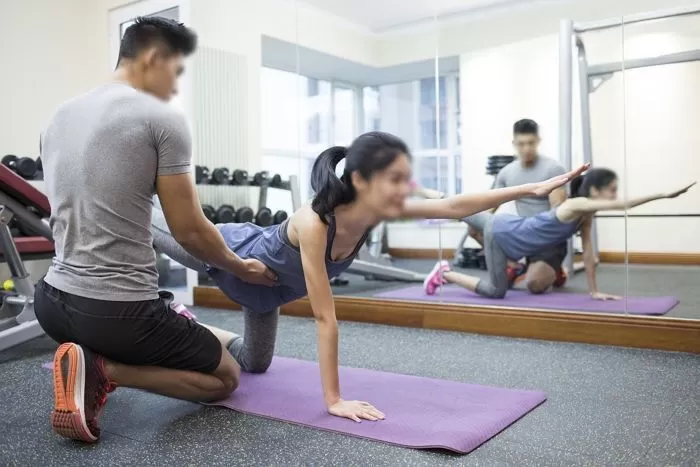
left=348, top=222, right=425, bottom=282
left=559, top=5, right=700, bottom=274
left=0, top=165, right=54, bottom=351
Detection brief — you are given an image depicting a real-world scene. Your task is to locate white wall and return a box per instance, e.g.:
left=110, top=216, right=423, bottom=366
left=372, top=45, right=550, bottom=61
left=0, top=0, right=111, bottom=158
left=458, top=18, right=700, bottom=253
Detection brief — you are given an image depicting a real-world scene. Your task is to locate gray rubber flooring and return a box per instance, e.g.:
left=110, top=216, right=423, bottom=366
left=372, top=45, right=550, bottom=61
left=325, top=260, right=700, bottom=320
left=0, top=308, right=698, bottom=466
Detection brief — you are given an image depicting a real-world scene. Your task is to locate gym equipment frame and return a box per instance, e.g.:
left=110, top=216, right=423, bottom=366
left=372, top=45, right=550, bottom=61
left=558, top=4, right=700, bottom=274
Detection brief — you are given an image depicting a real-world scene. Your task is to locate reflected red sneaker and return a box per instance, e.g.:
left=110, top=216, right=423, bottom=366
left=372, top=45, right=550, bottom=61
left=51, top=343, right=113, bottom=443
left=506, top=264, right=527, bottom=288
left=553, top=268, right=568, bottom=288
left=424, top=260, right=450, bottom=295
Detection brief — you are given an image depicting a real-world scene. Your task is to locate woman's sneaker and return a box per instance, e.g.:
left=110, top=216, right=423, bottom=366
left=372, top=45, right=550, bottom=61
left=51, top=343, right=114, bottom=443
left=171, top=302, right=197, bottom=320
left=424, top=260, right=450, bottom=295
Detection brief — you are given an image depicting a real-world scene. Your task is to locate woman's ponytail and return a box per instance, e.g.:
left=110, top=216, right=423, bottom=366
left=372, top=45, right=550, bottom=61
left=570, top=174, right=585, bottom=197
left=310, top=146, right=355, bottom=223
left=570, top=168, right=617, bottom=198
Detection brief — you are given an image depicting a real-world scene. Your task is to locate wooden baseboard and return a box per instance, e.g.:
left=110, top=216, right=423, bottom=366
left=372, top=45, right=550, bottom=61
left=388, top=248, right=456, bottom=259
left=388, top=248, right=700, bottom=265
left=194, top=287, right=700, bottom=354
left=598, top=252, right=700, bottom=265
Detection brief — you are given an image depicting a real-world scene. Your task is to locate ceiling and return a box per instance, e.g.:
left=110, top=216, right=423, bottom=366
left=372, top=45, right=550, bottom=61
left=295, top=0, right=527, bottom=32
left=262, top=36, right=459, bottom=85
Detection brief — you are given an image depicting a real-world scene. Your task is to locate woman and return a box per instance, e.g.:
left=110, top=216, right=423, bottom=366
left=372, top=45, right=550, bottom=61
left=153, top=131, right=587, bottom=423
left=423, top=168, right=694, bottom=300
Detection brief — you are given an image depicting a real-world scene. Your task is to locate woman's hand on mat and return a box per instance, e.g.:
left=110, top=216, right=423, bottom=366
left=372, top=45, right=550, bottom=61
left=530, top=163, right=590, bottom=197
left=238, top=259, right=277, bottom=286
left=590, top=291, right=621, bottom=300
left=328, top=399, right=385, bottom=423
left=665, top=182, right=696, bottom=199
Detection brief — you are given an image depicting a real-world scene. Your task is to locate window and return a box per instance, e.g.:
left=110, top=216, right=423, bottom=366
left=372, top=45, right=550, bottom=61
left=333, top=85, right=356, bottom=146
left=419, top=77, right=447, bottom=149
left=360, top=75, right=461, bottom=196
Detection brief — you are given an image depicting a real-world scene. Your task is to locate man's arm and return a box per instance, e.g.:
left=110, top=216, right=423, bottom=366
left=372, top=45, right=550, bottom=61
left=488, top=170, right=507, bottom=213
left=153, top=111, right=274, bottom=285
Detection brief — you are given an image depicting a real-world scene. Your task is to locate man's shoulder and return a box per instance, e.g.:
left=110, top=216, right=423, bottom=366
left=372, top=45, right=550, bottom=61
left=538, top=155, right=564, bottom=169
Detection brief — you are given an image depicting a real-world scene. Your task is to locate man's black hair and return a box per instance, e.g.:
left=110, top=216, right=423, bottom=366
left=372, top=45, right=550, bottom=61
left=117, top=16, right=197, bottom=66
left=513, top=118, right=539, bottom=136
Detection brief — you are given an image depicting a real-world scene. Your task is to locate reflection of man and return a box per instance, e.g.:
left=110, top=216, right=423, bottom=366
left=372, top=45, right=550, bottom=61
left=468, top=119, right=568, bottom=292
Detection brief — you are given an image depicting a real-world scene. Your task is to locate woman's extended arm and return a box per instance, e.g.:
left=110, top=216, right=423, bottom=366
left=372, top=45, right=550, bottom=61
left=580, top=216, right=619, bottom=300
left=296, top=212, right=384, bottom=422
left=400, top=164, right=589, bottom=220
left=568, top=182, right=696, bottom=215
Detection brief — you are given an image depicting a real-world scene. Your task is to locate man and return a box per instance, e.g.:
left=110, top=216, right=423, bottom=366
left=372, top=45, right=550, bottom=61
left=35, top=17, right=276, bottom=443
left=467, top=119, right=568, bottom=293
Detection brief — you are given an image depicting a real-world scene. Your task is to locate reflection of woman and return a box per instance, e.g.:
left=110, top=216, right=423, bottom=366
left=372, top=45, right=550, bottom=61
left=424, top=168, right=694, bottom=300
left=154, top=131, right=586, bottom=423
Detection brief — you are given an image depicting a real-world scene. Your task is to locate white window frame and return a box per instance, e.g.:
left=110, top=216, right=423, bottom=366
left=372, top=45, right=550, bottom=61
left=411, top=73, right=461, bottom=196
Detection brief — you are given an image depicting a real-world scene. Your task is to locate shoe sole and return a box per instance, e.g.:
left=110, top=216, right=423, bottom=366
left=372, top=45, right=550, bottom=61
left=51, top=343, right=98, bottom=443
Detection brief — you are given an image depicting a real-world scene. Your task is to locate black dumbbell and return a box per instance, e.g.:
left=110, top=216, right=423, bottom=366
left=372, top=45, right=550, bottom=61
left=273, top=210, right=288, bottom=224
left=2, top=155, right=38, bottom=179
left=236, top=206, right=255, bottom=224
left=255, top=207, right=273, bottom=226
left=211, top=167, right=230, bottom=185
left=270, top=173, right=283, bottom=187
left=202, top=204, right=217, bottom=223
left=195, top=165, right=210, bottom=184
left=231, top=169, right=249, bottom=185
left=216, top=204, right=236, bottom=223
left=252, top=171, right=269, bottom=186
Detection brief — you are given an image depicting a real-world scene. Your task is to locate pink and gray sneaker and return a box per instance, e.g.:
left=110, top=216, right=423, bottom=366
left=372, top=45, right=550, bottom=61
left=171, top=303, right=197, bottom=321
left=424, top=260, right=450, bottom=295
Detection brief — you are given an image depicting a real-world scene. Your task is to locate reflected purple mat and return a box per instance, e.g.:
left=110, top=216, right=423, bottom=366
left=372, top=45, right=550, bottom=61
left=375, top=286, right=678, bottom=315
left=205, top=357, right=546, bottom=453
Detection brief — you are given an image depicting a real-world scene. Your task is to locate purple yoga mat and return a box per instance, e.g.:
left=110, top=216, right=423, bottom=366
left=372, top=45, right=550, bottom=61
left=375, top=285, right=678, bottom=315
left=206, top=357, right=546, bottom=453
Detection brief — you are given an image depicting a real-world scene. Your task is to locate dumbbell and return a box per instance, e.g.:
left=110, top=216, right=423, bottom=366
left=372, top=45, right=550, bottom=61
left=231, top=169, right=249, bottom=185
left=252, top=171, right=269, bottom=186
left=270, top=173, right=283, bottom=188
left=195, top=165, right=210, bottom=184
left=211, top=167, right=230, bottom=185
left=236, top=206, right=255, bottom=224
left=255, top=207, right=273, bottom=227
left=216, top=205, right=236, bottom=223
left=202, top=204, right=217, bottom=223
left=2, top=155, right=38, bottom=179
left=273, top=210, right=288, bottom=224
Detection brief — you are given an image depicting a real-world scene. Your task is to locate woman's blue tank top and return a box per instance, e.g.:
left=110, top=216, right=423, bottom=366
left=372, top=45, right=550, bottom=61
left=491, top=209, right=580, bottom=260
left=208, top=215, right=369, bottom=312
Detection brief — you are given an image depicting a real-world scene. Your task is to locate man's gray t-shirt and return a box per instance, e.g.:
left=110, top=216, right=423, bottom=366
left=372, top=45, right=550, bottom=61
left=41, top=83, right=191, bottom=301
left=494, top=156, right=566, bottom=217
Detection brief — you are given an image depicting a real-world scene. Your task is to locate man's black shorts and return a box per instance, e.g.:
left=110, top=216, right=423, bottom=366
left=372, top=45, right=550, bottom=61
left=526, top=242, right=568, bottom=272
left=34, top=279, right=222, bottom=373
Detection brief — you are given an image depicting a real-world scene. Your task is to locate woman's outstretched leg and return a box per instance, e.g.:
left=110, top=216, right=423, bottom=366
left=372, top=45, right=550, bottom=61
left=424, top=221, right=510, bottom=299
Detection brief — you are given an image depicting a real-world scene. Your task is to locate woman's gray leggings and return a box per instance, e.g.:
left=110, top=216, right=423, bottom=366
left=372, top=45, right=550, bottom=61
left=151, top=208, right=279, bottom=373
left=462, top=212, right=509, bottom=299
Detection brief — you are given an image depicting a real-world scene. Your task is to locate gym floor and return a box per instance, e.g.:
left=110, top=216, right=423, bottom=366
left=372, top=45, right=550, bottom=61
left=0, top=308, right=698, bottom=466
left=326, top=259, right=700, bottom=320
